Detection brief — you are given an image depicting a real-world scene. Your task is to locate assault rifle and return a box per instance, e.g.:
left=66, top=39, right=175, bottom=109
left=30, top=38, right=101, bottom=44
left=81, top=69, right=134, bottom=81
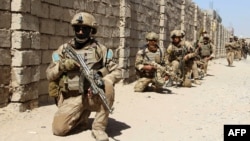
left=63, top=46, right=113, bottom=114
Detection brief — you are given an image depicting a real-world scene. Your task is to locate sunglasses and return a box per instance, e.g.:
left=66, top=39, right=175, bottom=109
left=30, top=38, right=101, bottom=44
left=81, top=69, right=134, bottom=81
left=74, top=26, right=91, bottom=32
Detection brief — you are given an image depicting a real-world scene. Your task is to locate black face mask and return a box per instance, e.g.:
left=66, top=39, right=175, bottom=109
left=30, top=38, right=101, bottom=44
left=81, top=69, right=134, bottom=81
left=74, top=38, right=88, bottom=49
left=74, top=26, right=92, bottom=39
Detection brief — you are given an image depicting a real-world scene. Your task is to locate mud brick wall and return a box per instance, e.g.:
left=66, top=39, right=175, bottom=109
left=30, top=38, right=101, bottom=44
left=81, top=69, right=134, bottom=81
left=0, top=0, right=231, bottom=111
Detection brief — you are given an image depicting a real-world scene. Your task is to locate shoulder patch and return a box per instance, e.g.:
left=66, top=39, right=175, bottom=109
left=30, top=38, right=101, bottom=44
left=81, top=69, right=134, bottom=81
left=107, top=49, right=113, bottom=59
left=52, top=53, right=60, bottom=62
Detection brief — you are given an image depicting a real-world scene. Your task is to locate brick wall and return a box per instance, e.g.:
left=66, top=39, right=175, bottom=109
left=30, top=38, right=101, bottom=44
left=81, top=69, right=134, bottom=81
left=0, top=0, right=231, bottom=111
left=0, top=0, right=11, bottom=108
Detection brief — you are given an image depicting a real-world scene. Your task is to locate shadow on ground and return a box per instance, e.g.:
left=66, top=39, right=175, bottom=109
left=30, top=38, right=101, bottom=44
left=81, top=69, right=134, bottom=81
left=106, top=118, right=131, bottom=140
left=68, top=117, right=131, bottom=139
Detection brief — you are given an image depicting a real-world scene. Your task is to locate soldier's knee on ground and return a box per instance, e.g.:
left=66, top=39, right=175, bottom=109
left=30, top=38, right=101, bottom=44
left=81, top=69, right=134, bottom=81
left=134, top=86, right=145, bottom=92
left=134, top=79, right=151, bottom=92
left=134, top=82, right=146, bottom=92
left=134, top=81, right=147, bottom=92
left=52, top=119, right=70, bottom=136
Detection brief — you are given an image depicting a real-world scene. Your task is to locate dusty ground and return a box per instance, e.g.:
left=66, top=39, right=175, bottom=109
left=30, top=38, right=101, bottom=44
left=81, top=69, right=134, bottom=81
left=0, top=58, right=250, bottom=141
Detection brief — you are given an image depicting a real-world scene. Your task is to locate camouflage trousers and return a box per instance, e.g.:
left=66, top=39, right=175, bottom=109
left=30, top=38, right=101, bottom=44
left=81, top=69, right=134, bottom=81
left=200, top=57, right=210, bottom=74
left=134, top=75, right=165, bottom=92
left=171, top=60, right=199, bottom=79
left=226, top=50, right=234, bottom=66
left=171, top=60, right=199, bottom=87
left=234, top=50, right=241, bottom=60
left=52, top=79, right=114, bottom=136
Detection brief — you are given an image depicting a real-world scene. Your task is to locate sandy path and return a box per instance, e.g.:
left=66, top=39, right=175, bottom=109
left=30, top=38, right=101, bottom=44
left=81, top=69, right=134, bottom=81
left=0, top=58, right=250, bottom=141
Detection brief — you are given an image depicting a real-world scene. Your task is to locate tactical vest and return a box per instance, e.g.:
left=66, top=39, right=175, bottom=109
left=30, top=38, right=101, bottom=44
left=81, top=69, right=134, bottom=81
left=65, top=43, right=102, bottom=93
left=170, top=44, right=188, bottom=61
left=137, top=46, right=163, bottom=78
left=143, top=48, right=162, bottom=64
left=142, top=47, right=166, bottom=85
left=234, top=41, right=241, bottom=50
left=200, top=44, right=211, bottom=56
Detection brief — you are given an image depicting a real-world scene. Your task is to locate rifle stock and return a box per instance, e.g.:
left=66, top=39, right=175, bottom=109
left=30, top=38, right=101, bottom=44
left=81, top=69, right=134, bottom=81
left=63, top=46, right=113, bottom=114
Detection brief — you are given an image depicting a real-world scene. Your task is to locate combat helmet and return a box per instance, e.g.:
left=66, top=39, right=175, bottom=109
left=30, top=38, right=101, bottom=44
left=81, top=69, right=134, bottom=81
left=145, top=32, right=159, bottom=41
left=170, top=30, right=182, bottom=38
left=71, top=12, right=97, bottom=34
left=203, top=34, right=210, bottom=39
left=234, top=36, right=238, bottom=40
left=181, top=30, right=185, bottom=38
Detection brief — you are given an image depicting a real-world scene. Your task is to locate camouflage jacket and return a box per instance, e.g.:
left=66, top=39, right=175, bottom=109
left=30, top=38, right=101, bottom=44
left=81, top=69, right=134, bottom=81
left=135, top=44, right=167, bottom=77
left=46, top=38, right=122, bottom=94
left=166, top=40, right=196, bottom=62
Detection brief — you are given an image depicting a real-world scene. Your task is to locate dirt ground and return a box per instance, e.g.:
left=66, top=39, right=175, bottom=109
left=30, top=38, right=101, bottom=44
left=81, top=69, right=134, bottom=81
left=0, top=58, right=250, bottom=141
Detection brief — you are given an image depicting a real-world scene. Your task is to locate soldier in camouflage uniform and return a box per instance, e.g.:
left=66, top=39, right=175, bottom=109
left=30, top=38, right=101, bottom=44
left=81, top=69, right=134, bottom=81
left=134, top=32, right=169, bottom=92
left=225, top=35, right=238, bottom=66
left=197, top=29, right=208, bottom=47
left=233, top=36, right=242, bottom=61
left=46, top=12, right=121, bottom=141
left=165, top=30, right=201, bottom=87
left=196, top=34, right=215, bottom=76
left=240, top=38, right=248, bottom=59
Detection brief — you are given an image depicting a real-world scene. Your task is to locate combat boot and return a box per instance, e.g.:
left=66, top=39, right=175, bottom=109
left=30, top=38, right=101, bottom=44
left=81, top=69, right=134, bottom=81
left=92, top=130, right=109, bottom=141
left=193, top=79, right=201, bottom=85
left=165, top=78, right=173, bottom=87
left=182, top=80, right=192, bottom=87
left=149, top=84, right=163, bottom=93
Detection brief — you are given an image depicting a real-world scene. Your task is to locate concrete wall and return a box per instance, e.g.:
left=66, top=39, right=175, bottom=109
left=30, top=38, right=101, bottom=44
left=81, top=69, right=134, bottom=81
left=0, top=0, right=231, bottom=111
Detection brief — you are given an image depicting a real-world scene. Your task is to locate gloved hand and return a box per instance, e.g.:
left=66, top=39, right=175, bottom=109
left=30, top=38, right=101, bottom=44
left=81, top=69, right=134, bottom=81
left=94, top=73, right=105, bottom=89
left=59, top=58, right=78, bottom=71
